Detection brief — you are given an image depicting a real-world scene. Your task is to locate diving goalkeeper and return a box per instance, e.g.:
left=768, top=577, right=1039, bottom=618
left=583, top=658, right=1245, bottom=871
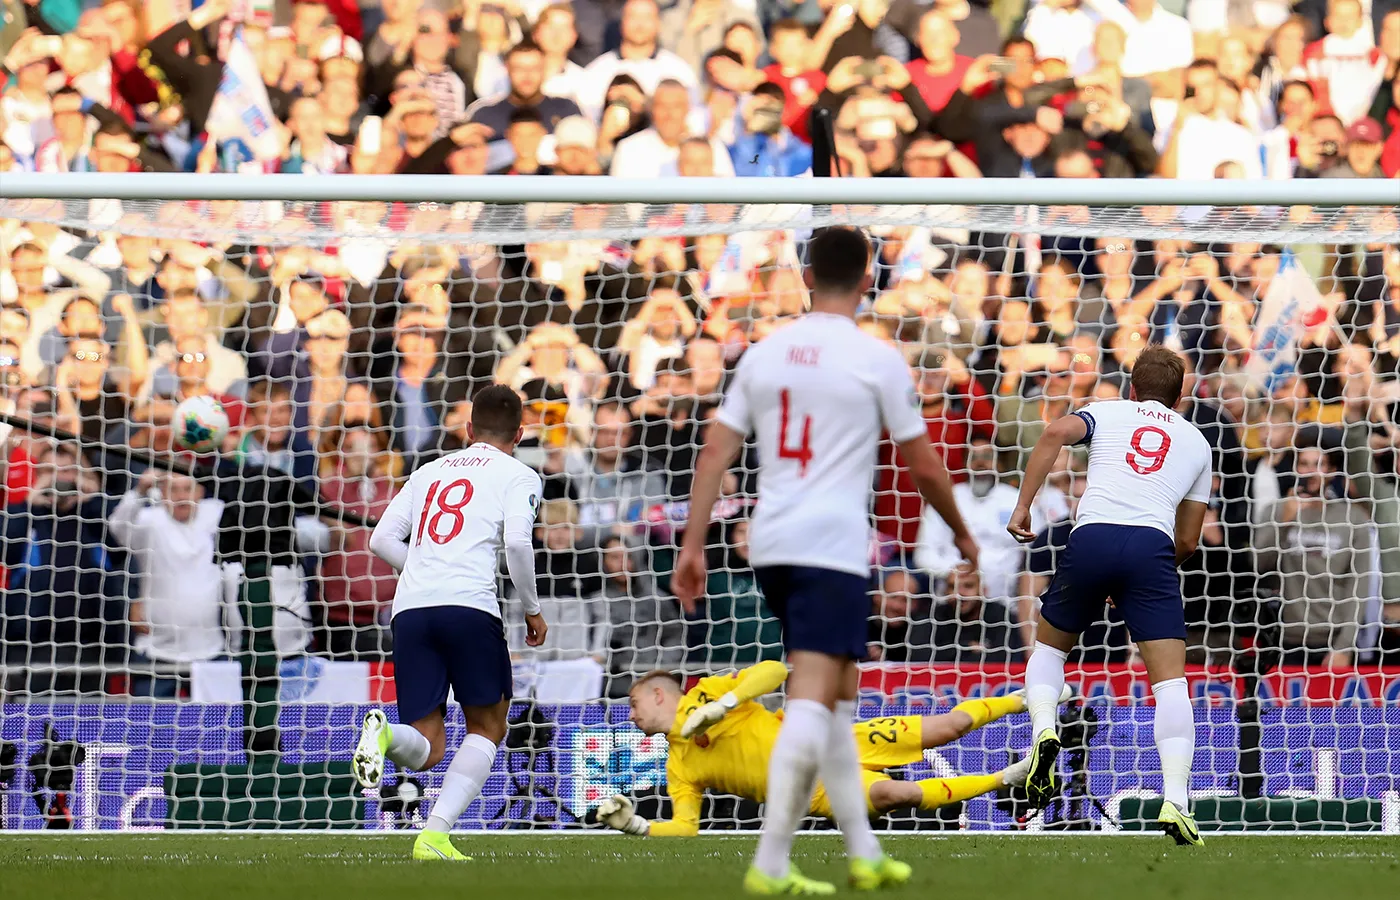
left=597, top=661, right=1068, bottom=835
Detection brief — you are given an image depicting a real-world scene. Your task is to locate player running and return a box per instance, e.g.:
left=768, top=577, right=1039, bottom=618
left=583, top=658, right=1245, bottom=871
left=673, top=227, right=979, bottom=895
left=594, top=662, right=1072, bottom=836
left=1007, top=346, right=1211, bottom=847
left=354, top=386, right=547, bottom=861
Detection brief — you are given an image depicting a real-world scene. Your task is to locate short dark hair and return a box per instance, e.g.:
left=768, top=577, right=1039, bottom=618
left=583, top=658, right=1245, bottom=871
left=807, top=227, right=871, bottom=295
left=471, top=384, right=524, bottom=441
left=770, top=17, right=807, bottom=37
left=506, top=37, right=543, bottom=59
left=508, top=106, right=545, bottom=127
left=1131, top=345, right=1187, bottom=407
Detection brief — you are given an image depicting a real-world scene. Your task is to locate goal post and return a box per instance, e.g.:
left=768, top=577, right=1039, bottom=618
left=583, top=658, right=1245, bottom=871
left=0, top=174, right=1396, bottom=834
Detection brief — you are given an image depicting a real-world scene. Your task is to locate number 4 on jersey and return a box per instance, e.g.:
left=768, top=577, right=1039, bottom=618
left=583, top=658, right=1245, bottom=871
left=415, top=478, right=475, bottom=545
left=778, top=388, right=813, bottom=476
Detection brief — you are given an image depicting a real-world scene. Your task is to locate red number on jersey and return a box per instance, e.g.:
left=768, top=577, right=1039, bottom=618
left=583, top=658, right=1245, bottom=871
left=777, top=388, right=814, bottom=476
left=1125, top=426, right=1172, bottom=475
left=414, top=478, right=476, bottom=546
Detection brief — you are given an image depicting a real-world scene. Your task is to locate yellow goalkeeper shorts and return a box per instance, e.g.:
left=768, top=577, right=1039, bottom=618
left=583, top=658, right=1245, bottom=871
left=810, top=769, right=890, bottom=818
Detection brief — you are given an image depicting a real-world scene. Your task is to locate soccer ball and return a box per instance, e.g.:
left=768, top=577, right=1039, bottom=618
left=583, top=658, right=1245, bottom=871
left=173, top=396, right=230, bottom=454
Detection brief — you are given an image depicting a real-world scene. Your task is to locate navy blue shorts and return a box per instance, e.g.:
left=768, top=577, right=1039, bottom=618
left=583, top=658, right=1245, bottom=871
left=391, top=605, right=513, bottom=724
left=1039, top=523, right=1186, bottom=643
left=755, top=565, right=871, bottom=661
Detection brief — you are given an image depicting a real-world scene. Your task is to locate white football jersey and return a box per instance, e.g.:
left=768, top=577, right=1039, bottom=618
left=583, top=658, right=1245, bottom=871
left=716, top=313, right=926, bottom=576
left=1073, top=399, right=1213, bottom=539
left=379, top=443, right=542, bottom=620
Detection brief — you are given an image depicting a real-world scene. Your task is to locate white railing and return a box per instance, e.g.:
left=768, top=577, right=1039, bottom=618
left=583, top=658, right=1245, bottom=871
left=1, top=173, right=1398, bottom=207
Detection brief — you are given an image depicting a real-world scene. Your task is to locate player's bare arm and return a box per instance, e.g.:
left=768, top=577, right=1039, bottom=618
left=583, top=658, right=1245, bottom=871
left=898, top=433, right=979, bottom=567
left=1173, top=499, right=1208, bottom=565
left=673, top=421, right=746, bottom=613
left=1008, top=414, right=1088, bottom=543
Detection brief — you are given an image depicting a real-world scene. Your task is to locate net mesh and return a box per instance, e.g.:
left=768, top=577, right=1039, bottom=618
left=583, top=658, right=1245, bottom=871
left=0, top=194, right=1398, bottom=833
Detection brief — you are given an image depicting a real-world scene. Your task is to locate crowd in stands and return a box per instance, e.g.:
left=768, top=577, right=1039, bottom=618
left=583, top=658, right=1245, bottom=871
left=1, top=0, right=1399, bottom=700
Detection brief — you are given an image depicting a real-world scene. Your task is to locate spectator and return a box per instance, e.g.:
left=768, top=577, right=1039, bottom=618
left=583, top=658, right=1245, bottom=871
left=876, top=352, right=991, bottom=550
left=609, top=78, right=735, bottom=176
left=931, top=564, right=1017, bottom=662
left=367, top=304, right=467, bottom=461
left=508, top=498, right=609, bottom=663
left=904, top=10, right=974, bottom=115
left=660, top=0, right=760, bottom=74
left=109, top=468, right=229, bottom=697
left=1256, top=446, right=1374, bottom=669
left=53, top=319, right=147, bottom=442
left=235, top=380, right=318, bottom=484
left=616, top=284, right=698, bottom=390
left=1304, top=0, right=1389, bottom=125
left=578, top=0, right=699, bottom=120
left=762, top=18, right=827, bottom=144
left=1161, top=58, right=1264, bottom=180
left=729, top=82, right=814, bottom=177
left=1081, top=0, right=1193, bottom=94
left=294, top=308, right=355, bottom=443
left=547, top=114, right=604, bottom=175
left=681, top=517, right=782, bottom=669
left=317, top=422, right=400, bottom=660
left=497, top=107, right=552, bottom=174
left=466, top=37, right=583, bottom=146
left=564, top=401, right=668, bottom=544
left=601, top=534, right=684, bottom=696
left=1322, top=115, right=1389, bottom=175
left=867, top=568, right=934, bottom=662
left=916, top=436, right=1043, bottom=606
left=496, top=321, right=609, bottom=405
left=146, top=289, right=249, bottom=401
left=2, top=441, right=124, bottom=681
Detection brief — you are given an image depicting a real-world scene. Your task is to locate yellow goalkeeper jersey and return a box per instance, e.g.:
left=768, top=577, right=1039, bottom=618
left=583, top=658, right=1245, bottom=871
left=650, top=662, right=789, bottom=836
left=646, top=662, right=928, bottom=835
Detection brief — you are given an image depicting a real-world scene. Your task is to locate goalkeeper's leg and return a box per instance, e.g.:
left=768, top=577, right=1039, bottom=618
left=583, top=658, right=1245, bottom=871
left=918, top=684, right=1076, bottom=749
left=866, top=757, right=1034, bottom=813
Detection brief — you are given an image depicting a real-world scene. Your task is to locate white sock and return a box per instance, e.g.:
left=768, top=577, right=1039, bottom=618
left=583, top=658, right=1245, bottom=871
left=1025, top=642, right=1069, bottom=737
left=820, top=700, right=883, bottom=861
left=386, top=723, right=431, bottom=771
left=1152, top=677, right=1194, bottom=810
left=753, top=699, right=830, bottom=879
left=424, top=733, right=498, bottom=833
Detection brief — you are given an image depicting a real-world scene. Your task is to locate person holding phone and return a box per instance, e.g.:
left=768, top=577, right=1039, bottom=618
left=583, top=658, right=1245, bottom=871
left=729, top=82, right=813, bottom=177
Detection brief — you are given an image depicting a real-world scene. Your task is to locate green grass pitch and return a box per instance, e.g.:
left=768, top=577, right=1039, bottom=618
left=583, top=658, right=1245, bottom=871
left=2, top=834, right=1397, bottom=900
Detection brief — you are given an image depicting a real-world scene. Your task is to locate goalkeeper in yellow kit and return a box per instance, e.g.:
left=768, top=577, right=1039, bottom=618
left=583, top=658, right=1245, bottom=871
left=596, top=661, right=1065, bottom=836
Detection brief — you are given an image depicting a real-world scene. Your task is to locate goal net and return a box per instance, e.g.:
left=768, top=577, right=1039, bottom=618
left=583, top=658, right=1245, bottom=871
left=0, top=178, right=1397, bottom=834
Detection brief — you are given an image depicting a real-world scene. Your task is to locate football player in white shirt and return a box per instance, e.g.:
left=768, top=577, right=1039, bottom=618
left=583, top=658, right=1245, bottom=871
left=1007, top=346, right=1213, bottom=847
left=673, top=227, right=978, bottom=896
left=354, top=386, right=548, bottom=862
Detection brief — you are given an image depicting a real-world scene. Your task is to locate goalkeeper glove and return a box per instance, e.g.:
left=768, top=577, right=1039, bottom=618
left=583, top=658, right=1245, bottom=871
left=596, top=794, right=649, bottom=835
left=680, top=692, right=739, bottom=740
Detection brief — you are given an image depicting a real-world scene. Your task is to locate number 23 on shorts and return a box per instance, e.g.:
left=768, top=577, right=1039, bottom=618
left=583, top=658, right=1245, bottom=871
left=415, top=478, right=475, bottom=545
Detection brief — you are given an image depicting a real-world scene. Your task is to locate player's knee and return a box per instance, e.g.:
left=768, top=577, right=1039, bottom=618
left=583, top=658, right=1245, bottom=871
left=923, top=714, right=969, bottom=746
left=867, top=780, right=912, bottom=813
left=423, top=740, right=448, bottom=770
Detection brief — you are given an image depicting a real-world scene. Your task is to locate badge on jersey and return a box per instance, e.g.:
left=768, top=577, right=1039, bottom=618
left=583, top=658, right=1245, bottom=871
left=907, top=386, right=919, bottom=409
left=529, top=494, right=539, bottom=512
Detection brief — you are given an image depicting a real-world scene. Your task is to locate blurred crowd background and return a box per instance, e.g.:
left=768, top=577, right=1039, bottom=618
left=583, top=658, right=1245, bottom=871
left=1, top=0, right=1399, bottom=701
